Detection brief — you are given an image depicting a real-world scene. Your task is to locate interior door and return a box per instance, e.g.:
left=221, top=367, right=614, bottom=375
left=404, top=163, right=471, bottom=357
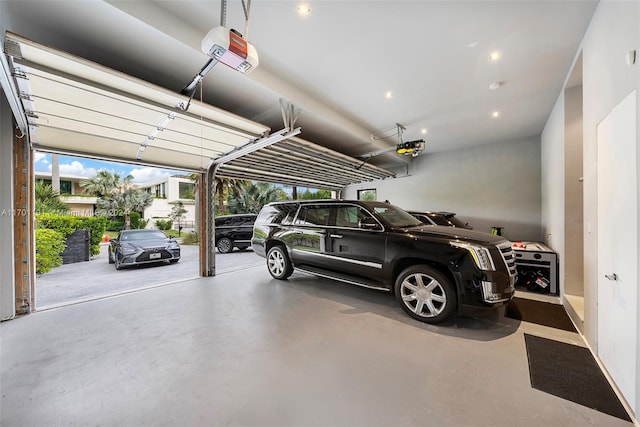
left=596, top=90, right=637, bottom=412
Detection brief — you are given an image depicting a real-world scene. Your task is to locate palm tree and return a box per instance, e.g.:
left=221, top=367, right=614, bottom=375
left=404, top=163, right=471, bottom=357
left=228, top=181, right=288, bottom=214
left=213, top=177, right=245, bottom=216
left=35, top=181, right=69, bottom=214
left=97, top=182, right=153, bottom=229
left=80, top=170, right=131, bottom=197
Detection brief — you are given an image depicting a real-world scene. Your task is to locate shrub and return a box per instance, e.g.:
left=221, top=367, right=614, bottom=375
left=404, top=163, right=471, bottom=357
left=106, top=218, right=124, bottom=231
left=181, top=231, right=199, bottom=245
left=36, top=213, right=107, bottom=256
left=129, top=211, right=141, bottom=229
left=105, top=212, right=146, bottom=231
left=155, top=218, right=173, bottom=230
left=35, top=228, right=66, bottom=274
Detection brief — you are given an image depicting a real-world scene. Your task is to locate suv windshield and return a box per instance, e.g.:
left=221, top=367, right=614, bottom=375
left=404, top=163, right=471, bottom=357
left=372, top=205, right=423, bottom=228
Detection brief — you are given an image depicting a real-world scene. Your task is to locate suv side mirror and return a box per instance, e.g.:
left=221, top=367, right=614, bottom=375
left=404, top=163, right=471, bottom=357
left=359, top=217, right=381, bottom=230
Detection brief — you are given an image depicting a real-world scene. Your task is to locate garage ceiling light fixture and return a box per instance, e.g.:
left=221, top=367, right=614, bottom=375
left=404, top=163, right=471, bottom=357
left=136, top=112, right=177, bottom=160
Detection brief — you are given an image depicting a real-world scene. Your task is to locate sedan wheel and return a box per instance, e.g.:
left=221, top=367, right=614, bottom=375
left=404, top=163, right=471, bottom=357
left=394, top=265, right=456, bottom=323
left=114, top=253, right=123, bottom=270
left=217, top=237, right=233, bottom=253
left=266, top=246, right=293, bottom=280
left=108, top=248, right=114, bottom=264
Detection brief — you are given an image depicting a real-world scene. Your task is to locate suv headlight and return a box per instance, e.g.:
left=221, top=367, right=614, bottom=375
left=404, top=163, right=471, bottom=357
left=450, top=241, right=495, bottom=271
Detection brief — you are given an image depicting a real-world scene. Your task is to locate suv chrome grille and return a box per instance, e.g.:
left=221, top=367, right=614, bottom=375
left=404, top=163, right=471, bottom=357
left=496, top=241, right=517, bottom=278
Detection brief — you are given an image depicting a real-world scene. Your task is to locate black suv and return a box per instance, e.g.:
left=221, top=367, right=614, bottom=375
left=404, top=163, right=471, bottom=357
left=215, top=214, right=257, bottom=253
left=252, top=200, right=516, bottom=324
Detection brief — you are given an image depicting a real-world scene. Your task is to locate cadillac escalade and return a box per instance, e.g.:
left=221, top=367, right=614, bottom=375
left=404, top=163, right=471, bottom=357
left=252, top=200, right=516, bottom=324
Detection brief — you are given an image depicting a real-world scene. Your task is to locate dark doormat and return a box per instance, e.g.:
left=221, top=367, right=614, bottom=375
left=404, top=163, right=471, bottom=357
left=506, top=297, right=576, bottom=332
left=524, top=334, right=631, bottom=422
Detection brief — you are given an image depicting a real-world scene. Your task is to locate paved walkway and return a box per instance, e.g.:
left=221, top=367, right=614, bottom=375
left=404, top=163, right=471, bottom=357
left=35, top=243, right=263, bottom=309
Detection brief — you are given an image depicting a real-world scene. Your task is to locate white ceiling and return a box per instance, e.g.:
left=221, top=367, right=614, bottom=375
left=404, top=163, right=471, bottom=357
left=3, top=0, right=598, bottom=169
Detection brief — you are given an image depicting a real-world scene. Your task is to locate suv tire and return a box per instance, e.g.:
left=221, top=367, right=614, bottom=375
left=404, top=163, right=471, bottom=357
left=217, top=237, right=233, bottom=253
left=267, top=246, right=293, bottom=280
left=394, top=265, right=456, bottom=323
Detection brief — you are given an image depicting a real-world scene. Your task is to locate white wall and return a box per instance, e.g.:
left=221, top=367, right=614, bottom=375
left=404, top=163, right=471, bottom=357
left=542, top=0, right=639, bottom=414
left=540, top=91, right=565, bottom=278
left=144, top=198, right=196, bottom=228
left=344, top=137, right=542, bottom=242
left=564, top=85, right=584, bottom=297
left=582, top=0, right=639, bottom=354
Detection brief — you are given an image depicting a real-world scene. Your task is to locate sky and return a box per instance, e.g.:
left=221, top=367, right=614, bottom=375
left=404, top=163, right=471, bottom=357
left=34, top=151, right=189, bottom=184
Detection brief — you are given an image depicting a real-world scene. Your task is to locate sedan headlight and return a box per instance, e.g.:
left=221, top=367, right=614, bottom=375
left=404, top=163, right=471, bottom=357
left=167, top=241, right=180, bottom=249
left=120, top=244, right=137, bottom=254
left=450, top=241, right=495, bottom=271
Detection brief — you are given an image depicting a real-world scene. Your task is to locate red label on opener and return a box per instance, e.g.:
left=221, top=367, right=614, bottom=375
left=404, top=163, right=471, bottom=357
left=228, top=32, right=248, bottom=59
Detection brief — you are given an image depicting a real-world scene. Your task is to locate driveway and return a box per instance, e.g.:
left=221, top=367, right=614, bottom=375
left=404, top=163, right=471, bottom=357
left=35, top=243, right=264, bottom=309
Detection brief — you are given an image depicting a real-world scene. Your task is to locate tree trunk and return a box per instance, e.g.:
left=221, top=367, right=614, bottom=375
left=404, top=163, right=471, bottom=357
left=124, top=212, right=131, bottom=229
left=292, top=186, right=298, bottom=200
left=217, top=188, right=225, bottom=215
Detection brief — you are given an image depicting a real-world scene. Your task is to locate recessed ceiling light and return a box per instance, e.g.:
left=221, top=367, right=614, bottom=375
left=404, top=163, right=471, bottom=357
left=297, top=4, right=311, bottom=16
left=489, top=81, right=505, bottom=91
left=421, top=128, right=428, bottom=134
left=492, top=111, right=500, bottom=118
left=385, top=91, right=393, bottom=99
left=489, top=51, right=501, bottom=62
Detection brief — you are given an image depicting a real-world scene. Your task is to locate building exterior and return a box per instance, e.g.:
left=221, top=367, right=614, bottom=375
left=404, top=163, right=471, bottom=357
left=35, top=172, right=97, bottom=217
left=35, top=172, right=196, bottom=229
left=139, top=175, right=197, bottom=230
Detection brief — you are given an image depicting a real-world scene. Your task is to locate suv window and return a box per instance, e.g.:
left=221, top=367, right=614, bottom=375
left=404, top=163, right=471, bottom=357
left=215, top=217, right=230, bottom=227
left=295, top=206, right=331, bottom=226
left=255, top=204, right=298, bottom=225
left=373, top=205, right=422, bottom=228
left=335, top=205, right=375, bottom=228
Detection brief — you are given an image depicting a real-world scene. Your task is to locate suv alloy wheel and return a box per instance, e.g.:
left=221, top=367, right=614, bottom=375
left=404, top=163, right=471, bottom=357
left=267, top=246, right=293, bottom=279
left=217, top=237, right=233, bottom=253
left=394, top=265, right=457, bottom=323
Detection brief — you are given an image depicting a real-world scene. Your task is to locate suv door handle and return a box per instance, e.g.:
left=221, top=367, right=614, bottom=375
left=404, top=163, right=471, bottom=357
left=330, top=234, right=343, bottom=239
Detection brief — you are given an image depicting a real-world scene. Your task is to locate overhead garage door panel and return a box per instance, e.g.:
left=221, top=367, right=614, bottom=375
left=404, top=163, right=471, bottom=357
left=27, top=67, right=253, bottom=150
left=23, top=64, right=260, bottom=164
left=6, top=32, right=269, bottom=171
left=216, top=136, right=396, bottom=189
left=37, top=127, right=209, bottom=171
left=5, top=31, right=395, bottom=187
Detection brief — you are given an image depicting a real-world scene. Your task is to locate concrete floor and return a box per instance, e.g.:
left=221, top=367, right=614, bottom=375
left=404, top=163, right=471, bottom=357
left=35, top=244, right=262, bottom=309
left=1, top=265, right=633, bottom=426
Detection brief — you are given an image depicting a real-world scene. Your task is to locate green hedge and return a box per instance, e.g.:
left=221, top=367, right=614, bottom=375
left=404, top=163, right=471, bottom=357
left=106, top=212, right=145, bottom=231
left=155, top=218, right=173, bottom=230
left=36, top=213, right=107, bottom=256
left=35, top=228, right=66, bottom=274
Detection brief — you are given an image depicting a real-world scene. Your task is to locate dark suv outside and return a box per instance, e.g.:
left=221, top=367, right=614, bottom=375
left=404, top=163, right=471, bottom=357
left=215, top=214, right=257, bottom=253
left=252, top=200, right=516, bottom=324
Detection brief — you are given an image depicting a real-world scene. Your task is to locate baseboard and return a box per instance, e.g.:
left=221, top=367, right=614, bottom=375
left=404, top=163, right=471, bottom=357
left=563, top=294, right=585, bottom=334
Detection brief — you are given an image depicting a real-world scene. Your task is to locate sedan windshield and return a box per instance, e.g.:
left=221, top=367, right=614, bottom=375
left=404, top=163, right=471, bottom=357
left=120, top=230, right=168, bottom=241
left=372, top=205, right=423, bottom=228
